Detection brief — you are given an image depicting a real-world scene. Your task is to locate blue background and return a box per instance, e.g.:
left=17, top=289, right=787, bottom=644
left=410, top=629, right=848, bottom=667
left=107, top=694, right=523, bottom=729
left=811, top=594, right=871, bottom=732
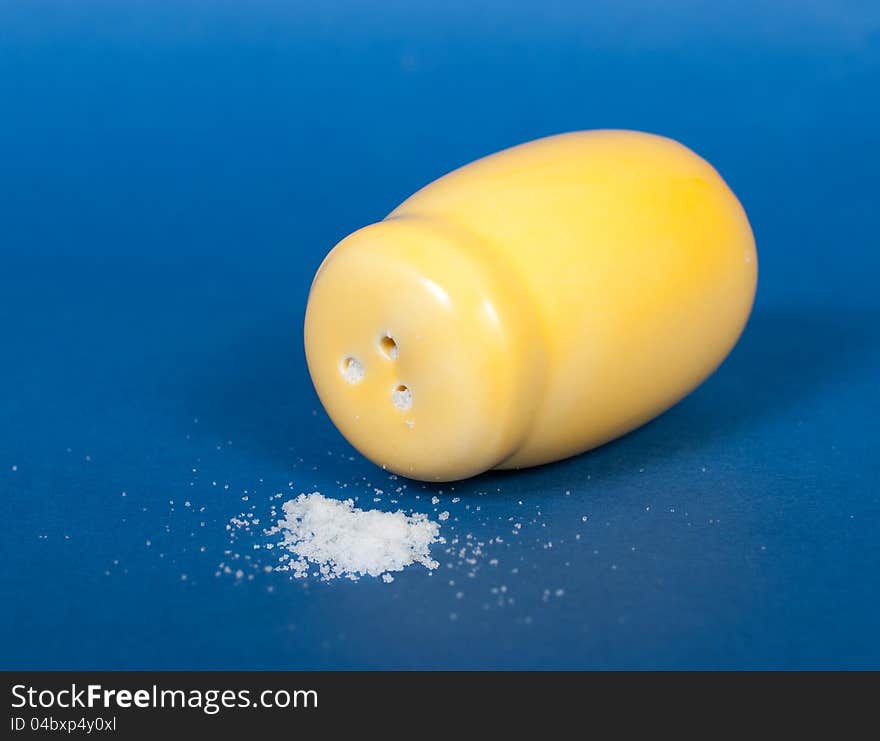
left=2, top=1, right=879, bottom=669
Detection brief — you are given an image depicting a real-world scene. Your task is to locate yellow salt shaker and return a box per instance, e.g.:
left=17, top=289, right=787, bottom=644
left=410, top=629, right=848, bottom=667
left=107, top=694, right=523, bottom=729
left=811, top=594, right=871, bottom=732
left=304, top=130, right=757, bottom=481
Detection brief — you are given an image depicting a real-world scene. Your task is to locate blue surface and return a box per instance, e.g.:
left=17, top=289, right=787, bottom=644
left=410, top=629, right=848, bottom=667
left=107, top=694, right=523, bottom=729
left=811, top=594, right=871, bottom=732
left=2, top=1, right=879, bottom=670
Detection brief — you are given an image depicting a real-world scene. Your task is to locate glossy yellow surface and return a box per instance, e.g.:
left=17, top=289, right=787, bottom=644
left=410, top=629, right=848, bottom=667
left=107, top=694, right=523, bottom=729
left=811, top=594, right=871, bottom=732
left=304, top=130, right=757, bottom=481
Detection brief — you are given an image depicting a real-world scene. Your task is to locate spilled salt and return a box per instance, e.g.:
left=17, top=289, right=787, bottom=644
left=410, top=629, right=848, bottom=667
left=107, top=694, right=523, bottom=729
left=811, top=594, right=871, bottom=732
left=270, top=492, right=441, bottom=581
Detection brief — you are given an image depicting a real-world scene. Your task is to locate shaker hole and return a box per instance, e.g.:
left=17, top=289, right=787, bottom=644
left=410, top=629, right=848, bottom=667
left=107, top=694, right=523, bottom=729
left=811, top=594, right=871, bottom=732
left=340, top=357, right=365, bottom=384
left=392, top=384, right=412, bottom=411
left=379, top=335, right=399, bottom=360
